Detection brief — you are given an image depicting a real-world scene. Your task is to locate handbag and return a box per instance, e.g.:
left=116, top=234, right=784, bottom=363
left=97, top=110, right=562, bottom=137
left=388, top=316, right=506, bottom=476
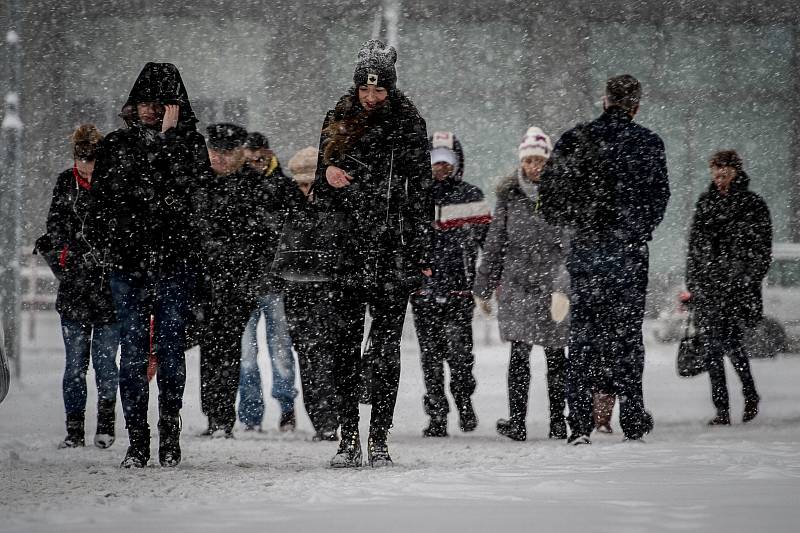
left=270, top=189, right=351, bottom=283
left=676, top=310, right=707, bottom=377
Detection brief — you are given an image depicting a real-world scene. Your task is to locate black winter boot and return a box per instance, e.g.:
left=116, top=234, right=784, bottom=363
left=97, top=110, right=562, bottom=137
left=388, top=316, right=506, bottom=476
left=58, top=414, right=85, bottom=449
left=743, top=396, right=760, bottom=423
left=367, top=434, right=393, bottom=467
left=158, top=413, right=182, bottom=467
left=330, top=430, right=362, bottom=468
left=94, top=399, right=116, bottom=449
left=549, top=417, right=568, bottom=440
left=458, top=399, right=478, bottom=432
left=120, top=427, right=150, bottom=468
left=708, top=411, right=731, bottom=426
left=496, top=418, right=526, bottom=441
left=422, top=416, right=448, bottom=437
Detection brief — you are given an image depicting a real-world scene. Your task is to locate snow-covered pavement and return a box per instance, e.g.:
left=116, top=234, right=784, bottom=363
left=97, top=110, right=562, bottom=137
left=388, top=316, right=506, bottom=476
left=2, top=311, right=800, bottom=532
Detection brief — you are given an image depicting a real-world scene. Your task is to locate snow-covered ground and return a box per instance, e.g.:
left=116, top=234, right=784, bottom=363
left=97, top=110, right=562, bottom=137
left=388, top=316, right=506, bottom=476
left=2, top=311, right=800, bottom=533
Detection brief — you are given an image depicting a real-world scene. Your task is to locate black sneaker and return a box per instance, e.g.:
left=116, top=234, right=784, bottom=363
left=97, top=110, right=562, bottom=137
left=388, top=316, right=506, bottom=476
left=567, top=433, right=591, bottom=445
left=496, top=418, right=526, bottom=441
left=158, top=414, right=182, bottom=467
left=459, top=400, right=478, bottom=432
left=313, top=428, right=339, bottom=442
left=279, top=409, right=296, bottom=432
left=422, top=417, right=448, bottom=437
left=120, top=429, right=150, bottom=468
left=743, top=397, right=759, bottom=423
left=58, top=417, right=85, bottom=449
left=330, top=431, right=362, bottom=468
left=708, top=412, right=731, bottom=426
left=368, top=437, right=393, bottom=467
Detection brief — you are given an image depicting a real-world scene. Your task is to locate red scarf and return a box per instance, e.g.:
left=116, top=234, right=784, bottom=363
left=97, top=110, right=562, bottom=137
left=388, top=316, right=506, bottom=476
left=73, top=165, right=91, bottom=190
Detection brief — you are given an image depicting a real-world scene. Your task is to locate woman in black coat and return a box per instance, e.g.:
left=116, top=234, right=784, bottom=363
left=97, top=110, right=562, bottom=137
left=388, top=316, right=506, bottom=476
left=685, top=150, right=772, bottom=425
left=38, top=124, right=119, bottom=450
left=314, top=39, right=433, bottom=467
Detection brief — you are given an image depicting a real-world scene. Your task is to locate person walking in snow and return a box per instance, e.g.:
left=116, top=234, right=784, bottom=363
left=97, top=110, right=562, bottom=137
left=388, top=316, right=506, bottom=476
left=236, top=131, right=299, bottom=433
left=685, top=150, right=771, bottom=426
left=474, top=127, right=570, bottom=442
left=411, top=131, right=490, bottom=438
left=280, top=145, right=341, bottom=442
left=86, top=63, right=210, bottom=467
left=315, top=39, right=433, bottom=467
left=37, top=124, right=120, bottom=450
left=539, top=74, right=670, bottom=444
left=197, top=124, right=300, bottom=439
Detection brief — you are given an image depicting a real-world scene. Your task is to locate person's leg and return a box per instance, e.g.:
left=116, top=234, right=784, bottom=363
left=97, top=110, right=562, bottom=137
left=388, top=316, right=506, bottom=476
left=89, top=321, right=120, bottom=447
left=605, top=243, right=652, bottom=440
left=366, top=290, right=407, bottom=442
left=726, top=323, right=759, bottom=418
left=565, top=243, right=602, bottom=442
left=109, top=271, right=152, bottom=466
left=703, top=322, right=731, bottom=424
left=412, top=298, right=450, bottom=432
left=445, top=298, right=478, bottom=431
left=544, top=346, right=567, bottom=438
left=507, top=341, right=532, bottom=425
left=237, top=305, right=265, bottom=429
left=263, top=293, right=298, bottom=428
left=59, top=318, right=92, bottom=447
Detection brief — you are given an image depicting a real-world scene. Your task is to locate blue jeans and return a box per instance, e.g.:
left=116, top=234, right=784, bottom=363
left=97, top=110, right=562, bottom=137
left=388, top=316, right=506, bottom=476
left=238, top=293, right=297, bottom=426
left=61, top=318, right=120, bottom=417
left=566, top=239, right=651, bottom=439
left=110, top=270, right=194, bottom=430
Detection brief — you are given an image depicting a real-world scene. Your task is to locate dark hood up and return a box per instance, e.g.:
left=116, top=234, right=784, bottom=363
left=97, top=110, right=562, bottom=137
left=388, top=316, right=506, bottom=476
left=120, top=62, right=199, bottom=129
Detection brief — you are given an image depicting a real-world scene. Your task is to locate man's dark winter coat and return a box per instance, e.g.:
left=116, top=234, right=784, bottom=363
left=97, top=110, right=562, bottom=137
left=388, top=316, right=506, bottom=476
left=539, top=106, right=670, bottom=245
left=314, top=88, right=433, bottom=293
left=41, top=168, right=115, bottom=324
left=686, top=171, right=772, bottom=328
left=87, top=63, right=211, bottom=274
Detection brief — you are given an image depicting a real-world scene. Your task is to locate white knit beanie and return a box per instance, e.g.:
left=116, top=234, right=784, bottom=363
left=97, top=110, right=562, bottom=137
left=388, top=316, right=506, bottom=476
left=518, top=126, right=553, bottom=161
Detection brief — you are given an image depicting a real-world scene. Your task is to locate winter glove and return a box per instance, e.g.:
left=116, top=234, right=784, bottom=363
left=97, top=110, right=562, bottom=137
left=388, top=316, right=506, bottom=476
left=474, top=295, right=492, bottom=316
left=550, top=292, right=570, bottom=323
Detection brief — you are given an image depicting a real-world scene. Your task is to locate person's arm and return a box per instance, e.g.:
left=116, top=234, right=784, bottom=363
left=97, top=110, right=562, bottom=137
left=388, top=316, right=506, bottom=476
left=539, top=127, right=582, bottom=227
left=473, top=197, right=509, bottom=300
left=734, top=195, right=773, bottom=284
left=401, top=115, right=434, bottom=272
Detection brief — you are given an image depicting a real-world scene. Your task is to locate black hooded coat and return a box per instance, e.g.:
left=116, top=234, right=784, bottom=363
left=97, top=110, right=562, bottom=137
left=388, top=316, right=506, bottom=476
left=87, top=63, right=211, bottom=274
left=686, top=171, right=772, bottom=328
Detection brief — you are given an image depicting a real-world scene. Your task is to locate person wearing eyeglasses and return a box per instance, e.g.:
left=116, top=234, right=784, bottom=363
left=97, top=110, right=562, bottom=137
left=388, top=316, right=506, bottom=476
left=37, top=124, right=120, bottom=451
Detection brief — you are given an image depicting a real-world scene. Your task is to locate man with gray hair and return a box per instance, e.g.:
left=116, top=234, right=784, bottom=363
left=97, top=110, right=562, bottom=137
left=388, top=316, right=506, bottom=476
left=539, top=74, right=670, bottom=444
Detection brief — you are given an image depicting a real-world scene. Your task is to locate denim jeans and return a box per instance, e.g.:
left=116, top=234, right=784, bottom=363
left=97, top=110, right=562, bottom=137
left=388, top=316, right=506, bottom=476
left=60, top=318, right=120, bottom=417
left=238, top=293, right=297, bottom=426
left=110, top=270, right=194, bottom=430
left=566, top=239, right=651, bottom=439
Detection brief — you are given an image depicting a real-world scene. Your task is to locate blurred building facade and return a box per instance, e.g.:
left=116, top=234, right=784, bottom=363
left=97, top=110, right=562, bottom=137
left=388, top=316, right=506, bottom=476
left=1, top=0, right=799, bottom=286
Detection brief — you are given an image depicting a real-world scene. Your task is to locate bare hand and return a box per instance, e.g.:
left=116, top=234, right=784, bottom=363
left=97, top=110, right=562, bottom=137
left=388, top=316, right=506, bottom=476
left=421, top=268, right=432, bottom=277
left=161, top=104, right=180, bottom=133
left=326, top=165, right=353, bottom=189
left=474, top=295, right=492, bottom=315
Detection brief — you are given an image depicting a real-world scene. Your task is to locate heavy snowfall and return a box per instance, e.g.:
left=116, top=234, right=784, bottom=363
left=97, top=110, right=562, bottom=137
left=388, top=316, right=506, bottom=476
left=1, top=312, right=799, bottom=532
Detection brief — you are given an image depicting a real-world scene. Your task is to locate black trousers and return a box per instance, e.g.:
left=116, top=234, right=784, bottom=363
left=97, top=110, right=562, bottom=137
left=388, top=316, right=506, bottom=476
left=411, top=296, right=476, bottom=419
left=702, top=318, right=759, bottom=414
left=332, top=286, right=408, bottom=440
left=283, top=283, right=338, bottom=433
left=198, top=291, right=252, bottom=430
left=507, top=341, right=566, bottom=425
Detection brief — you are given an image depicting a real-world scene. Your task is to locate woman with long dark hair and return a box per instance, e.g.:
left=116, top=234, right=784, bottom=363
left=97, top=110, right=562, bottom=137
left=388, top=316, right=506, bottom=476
left=314, top=39, right=433, bottom=467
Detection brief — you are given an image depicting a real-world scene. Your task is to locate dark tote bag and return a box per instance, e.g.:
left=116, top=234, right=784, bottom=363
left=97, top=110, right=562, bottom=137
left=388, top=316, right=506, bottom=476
left=270, top=193, right=351, bottom=283
left=676, top=311, right=707, bottom=378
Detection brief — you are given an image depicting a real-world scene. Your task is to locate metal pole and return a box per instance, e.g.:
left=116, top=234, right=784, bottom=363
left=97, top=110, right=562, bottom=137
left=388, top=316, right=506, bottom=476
left=1, top=16, right=24, bottom=379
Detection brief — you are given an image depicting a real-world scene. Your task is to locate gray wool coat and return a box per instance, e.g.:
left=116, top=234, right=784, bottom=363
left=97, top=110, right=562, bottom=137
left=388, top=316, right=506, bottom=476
left=474, top=172, right=570, bottom=347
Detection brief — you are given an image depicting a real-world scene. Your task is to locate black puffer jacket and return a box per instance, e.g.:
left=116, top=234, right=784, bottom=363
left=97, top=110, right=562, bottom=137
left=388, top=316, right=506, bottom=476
left=686, top=171, right=772, bottom=328
left=39, top=168, right=116, bottom=324
left=314, top=88, right=433, bottom=293
left=87, top=63, right=210, bottom=274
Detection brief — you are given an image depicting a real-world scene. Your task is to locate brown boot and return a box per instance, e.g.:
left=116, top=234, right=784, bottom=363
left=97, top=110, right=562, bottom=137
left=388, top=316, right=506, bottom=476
left=593, top=392, right=615, bottom=433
